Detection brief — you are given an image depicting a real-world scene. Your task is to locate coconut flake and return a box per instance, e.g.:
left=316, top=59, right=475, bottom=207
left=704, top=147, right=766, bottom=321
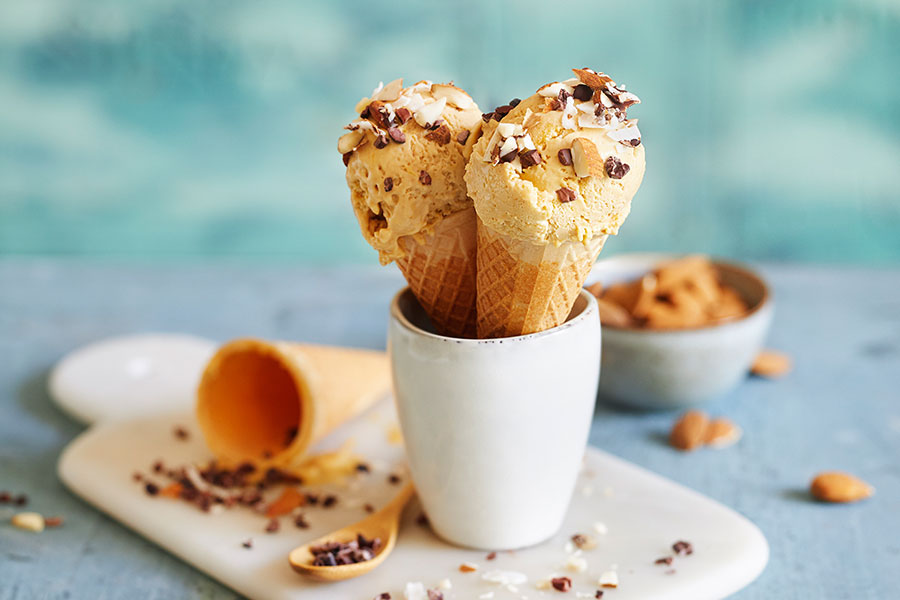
left=607, top=124, right=642, bottom=143
left=498, top=136, right=517, bottom=157
left=496, top=122, right=516, bottom=137
left=431, top=83, right=475, bottom=109
left=374, top=78, right=403, bottom=102
left=598, top=570, right=619, bottom=588
left=414, top=97, right=447, bottom=128
left=482, top=570, right=528, bottom=586
left=404, top=582, right=427, bottom=600
left=537, top=82, right=566, bottom=97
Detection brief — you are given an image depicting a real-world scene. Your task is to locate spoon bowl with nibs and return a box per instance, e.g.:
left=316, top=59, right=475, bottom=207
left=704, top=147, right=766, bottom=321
left=288, top=483, right=415, bottom=581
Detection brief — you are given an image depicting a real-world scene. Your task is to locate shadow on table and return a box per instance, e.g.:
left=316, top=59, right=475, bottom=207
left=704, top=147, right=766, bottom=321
left=17, top=367, right=84, bottom=440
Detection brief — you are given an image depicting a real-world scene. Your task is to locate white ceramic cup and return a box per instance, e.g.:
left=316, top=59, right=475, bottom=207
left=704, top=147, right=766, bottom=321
left=388, top=287, right=600, bottom=550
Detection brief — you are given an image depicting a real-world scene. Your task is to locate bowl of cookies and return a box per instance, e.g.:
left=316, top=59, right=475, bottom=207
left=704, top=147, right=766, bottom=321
left=585, top=253, right=773, bottom=409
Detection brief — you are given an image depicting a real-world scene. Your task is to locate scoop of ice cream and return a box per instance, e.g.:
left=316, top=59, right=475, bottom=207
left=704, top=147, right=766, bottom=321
left=338, top=79, right=483, bottom=264
left=464, top=68, right=645, bottom=246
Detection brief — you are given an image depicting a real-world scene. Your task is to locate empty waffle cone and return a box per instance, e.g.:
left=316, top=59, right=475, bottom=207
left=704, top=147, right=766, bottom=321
left=476, top=218, right=607, bottom=338
left=196, top=339, right=390, bottom=470
left=394, top=206, right=478, bottom=338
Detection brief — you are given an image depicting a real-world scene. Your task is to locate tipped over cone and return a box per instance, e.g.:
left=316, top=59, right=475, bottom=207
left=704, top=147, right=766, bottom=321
left=395, top=207, right=478, bottom=338
left=476, top=219, right=607, bottom=338
left=196, top=339, right=390, bottom=469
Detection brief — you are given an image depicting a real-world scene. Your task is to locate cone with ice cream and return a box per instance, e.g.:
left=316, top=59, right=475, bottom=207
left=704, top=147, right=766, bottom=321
left=195, top=338, right=390, bottom=471
left=339, top=79, right=483, bottom=337
left=465, top=68, right=646, bottom=338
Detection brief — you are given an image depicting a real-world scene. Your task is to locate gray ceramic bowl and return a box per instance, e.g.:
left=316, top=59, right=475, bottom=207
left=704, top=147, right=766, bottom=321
left=587, top=253, right=773, bottom=410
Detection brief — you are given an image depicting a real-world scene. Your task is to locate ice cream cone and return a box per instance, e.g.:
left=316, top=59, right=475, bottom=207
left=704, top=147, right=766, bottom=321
left=394, top=207, right=478, bottom=338
left=196, top=339, right=390, bottom=470
left=476, top=218, right=606, bottom=338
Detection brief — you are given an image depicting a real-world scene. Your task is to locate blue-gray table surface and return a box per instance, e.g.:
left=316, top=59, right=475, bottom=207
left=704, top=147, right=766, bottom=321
left=1, top=259, right=898, bottom=599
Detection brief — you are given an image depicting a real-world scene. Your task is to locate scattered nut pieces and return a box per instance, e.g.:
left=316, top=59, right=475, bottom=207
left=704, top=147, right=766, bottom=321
left=425, top=124, right=452, bottom=145
left=669, top=411, right=710, bottom=451
left=571, top=138, right=605, bottom=178
left=672, top=540, right=694, bottom=556
left=670, top=412, right=741, bottom=451
left=551, top=576, right=573, bottom=592
left=43, top=516, right=64, bottom=528
left=810, top=472, right=874, bottom=503
left=598, top=570, right=618, bottom=588
left=704, top=418, right=742, bottom=448
left=751, top=350, right=792, bottom=378
left=11, top=512, right=44, bottom=532
left=459, top=562, right=478, bottom=573
left=571, top=533, right=597, bottom=550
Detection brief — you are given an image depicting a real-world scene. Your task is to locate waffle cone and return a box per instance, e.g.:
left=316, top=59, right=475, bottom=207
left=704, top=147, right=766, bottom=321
left=476, top=219, right=607, bottom=338
left=196, top=339, right=390, bottom=470
left=395, top=207, right=478, bottom=338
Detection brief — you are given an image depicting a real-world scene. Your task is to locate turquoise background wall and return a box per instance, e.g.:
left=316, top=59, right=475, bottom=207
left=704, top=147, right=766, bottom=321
left=1, top=0, right=898, bottom=264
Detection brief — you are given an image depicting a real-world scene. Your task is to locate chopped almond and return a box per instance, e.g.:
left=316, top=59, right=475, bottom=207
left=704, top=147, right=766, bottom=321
left=751, top=350, right=792, bottom=378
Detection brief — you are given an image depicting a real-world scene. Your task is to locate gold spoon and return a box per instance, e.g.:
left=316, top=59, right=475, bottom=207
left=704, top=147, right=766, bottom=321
left=288, top=483, right=416, bottom=581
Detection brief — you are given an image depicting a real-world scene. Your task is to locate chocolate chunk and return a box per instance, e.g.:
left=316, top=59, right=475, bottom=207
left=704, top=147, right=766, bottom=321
left=509, top=98, right=521, bottom=107
left=425, top=124, right=452, bottom=145
left=495, top=104, right=512, bottom=116
left=356, top=462, right=371, bottom=473
left=604, top=156, right=630, bottom=179
left=426, top=119, right=443, bottom=130
left=342, top=152, right=352, bottom=166
left=673, top=540, right=693, bottom=555
left=491, top=112, right=503, bottom=121
left=482, top=112, right=492, bottom=122
left=364, top=503, right=375, bottom=513
left=376, top=594, right=391, bottom=600
left=573, top=84, right=593, bottom=101
left=265, top=518, right=280, bottom=533
left=145, top=483, right=159, bottom=496
left=395, top=107, right=412, bottom=124
left=550, top=98, right=563, bottom=111
left=388, top=473, right=402, bottom=484
left=418, top=171, right=431, bottom=185
left=322, top=494, right=338, bottom=508
left=655, top=556, right=674, bottom=565
left=173, top=426, right=189, bottom=440
left=383, top=177, right=393, bottom=192
left=295, top=514, right=310, bottom=528
left=595, top=592, right=604, bottom=599
left=551, top=577, right=572, bottom=591
left=242, top=539, right=253, bottom=549
left=457, top=130, right=470, bottom=144
left=518, top=149, right=542, bottom=168
left=499, top=149, right=517, bottom=163
left=387, top=126, right=406, bottom=143
left=374, top=134, right=389, bottom=149
left=0, top=491, right=9, bottom=503
left=558, top=148, right=574, bottom=166
left=556, top=187, right=576, bottom=203
left=626, top=138, right=641, bottom=147
left=486, top=551, right=497, bottom=560
left=427, top=590, right=444, bottom=600
left=558, top=88, right=571, bottom=104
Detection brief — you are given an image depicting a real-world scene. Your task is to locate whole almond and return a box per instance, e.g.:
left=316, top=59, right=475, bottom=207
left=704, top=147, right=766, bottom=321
left=704, top=418, right=742, bottom=448
left=669, top=410, right=710, bottom=451
left=751, top=350, right=792, bottom=378
left=810, top=472, right=873, bottom=503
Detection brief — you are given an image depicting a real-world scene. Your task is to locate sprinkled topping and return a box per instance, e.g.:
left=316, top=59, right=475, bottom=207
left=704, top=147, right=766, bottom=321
left=387, top=126, right=406, bottom=144
left=425, top=124, right=452, bottom=145
left=604, top=156, right=631, bottom=179
left=518, top=149, right=542, bottom=168
left=598, top=570, right=618, bottom=588
left=551, top=577, right=572, bottom=592
left=673, top=540, right=694, bottom=556
left=383, top=177, right=393, bottom=192
left=556, top=188, right=576, bottom=203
